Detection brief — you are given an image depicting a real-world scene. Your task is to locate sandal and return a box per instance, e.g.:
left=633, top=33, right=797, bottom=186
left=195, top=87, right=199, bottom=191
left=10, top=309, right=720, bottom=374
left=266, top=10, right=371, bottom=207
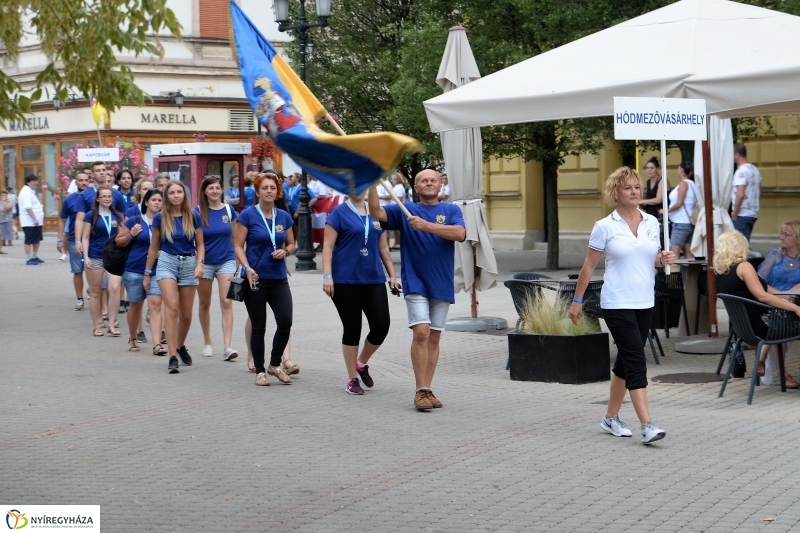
left=255, top=372, right=270, bottom=386
left=282, top=361, right=300, bottom=376
left=107, top=327, right=121, bottom=337
left=93, top=328, right=104, bottom=337
left=268, top=365, right=292, bottom=384
left=128, top=338, right=140, bottom=352
left=153, top=343, right=168, bottom=356
left=757, top=359, right=766, bottom=377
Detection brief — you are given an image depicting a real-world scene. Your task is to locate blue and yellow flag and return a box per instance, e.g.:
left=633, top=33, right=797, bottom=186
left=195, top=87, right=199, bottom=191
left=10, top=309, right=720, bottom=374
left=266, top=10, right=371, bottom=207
left=230, top=1, right=421, bottom=194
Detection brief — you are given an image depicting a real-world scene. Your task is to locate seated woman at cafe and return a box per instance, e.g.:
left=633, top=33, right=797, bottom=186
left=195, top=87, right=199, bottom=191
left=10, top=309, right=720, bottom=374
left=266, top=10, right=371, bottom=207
left=758, top=220, right=800, bottom=293
left=714, top=230, right=800, bottom=387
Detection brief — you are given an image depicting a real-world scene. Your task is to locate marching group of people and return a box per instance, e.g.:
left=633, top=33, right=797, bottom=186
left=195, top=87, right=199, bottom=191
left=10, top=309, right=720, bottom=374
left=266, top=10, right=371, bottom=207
left=50, top=162, right=465, bottom=410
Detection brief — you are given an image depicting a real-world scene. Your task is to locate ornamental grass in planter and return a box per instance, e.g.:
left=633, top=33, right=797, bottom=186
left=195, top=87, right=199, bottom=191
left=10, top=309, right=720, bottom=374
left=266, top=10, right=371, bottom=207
left=508, top=292, right=610, bottom=384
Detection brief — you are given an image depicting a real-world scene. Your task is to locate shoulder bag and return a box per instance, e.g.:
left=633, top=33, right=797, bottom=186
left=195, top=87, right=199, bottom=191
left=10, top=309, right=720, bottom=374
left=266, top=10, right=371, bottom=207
left=227, top=242, right=270, bottom=302
left=103, top=214, right=138, bottom=276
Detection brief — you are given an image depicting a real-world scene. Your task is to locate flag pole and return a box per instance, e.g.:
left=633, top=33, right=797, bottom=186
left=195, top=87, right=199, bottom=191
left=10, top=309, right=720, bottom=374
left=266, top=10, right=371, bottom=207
left=324, top=112, right=412, bottom=217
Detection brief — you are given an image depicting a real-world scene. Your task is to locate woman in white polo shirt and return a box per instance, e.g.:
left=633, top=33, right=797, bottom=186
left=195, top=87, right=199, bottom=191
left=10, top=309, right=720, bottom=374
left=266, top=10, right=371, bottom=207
left=569, top=167, right=676, bottom=445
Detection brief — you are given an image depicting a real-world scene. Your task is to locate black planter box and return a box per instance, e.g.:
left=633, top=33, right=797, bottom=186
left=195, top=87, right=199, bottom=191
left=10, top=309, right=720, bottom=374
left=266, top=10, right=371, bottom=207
left=508, top=332, right=610, bottom=384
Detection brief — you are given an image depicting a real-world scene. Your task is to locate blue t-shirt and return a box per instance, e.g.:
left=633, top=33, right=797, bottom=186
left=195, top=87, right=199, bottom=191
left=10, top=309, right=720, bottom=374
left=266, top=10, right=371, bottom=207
left=194, top=205, right=238, bottom=265
left=59, top=193, right=83, bottom=241
left=225, top=187, right=240, bottom=200
left=244, top=186, right=256, bottom=208
left=78, top=186, right=128, bottom=216
left=84, top=209, right=122, bottom=259
left=119, top=190, right=136, bottom=212
left=384, top=202, right=465, bottom=303
left=123, top=214, right=155, bottom=274
left=758, top=249, right=800, bottom=291
left=126, top=204, right=143, bottom=218
left=152, top=212, right=202, bottom=256
left=238, top=206, right=293, bottom=280
left=286, top=184, right=316, bottom=213
left=326, top=203, right=386, bottom=284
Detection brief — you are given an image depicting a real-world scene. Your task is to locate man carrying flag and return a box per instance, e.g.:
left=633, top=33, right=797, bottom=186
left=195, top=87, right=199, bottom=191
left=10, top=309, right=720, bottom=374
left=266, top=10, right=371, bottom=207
left=369, top=170, right=465, bottom=411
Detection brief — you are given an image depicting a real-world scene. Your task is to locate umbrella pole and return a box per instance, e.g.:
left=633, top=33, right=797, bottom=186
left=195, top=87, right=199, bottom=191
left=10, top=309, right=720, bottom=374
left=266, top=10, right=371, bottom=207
left=471, top=252, right=478, bottom=319
left=702, top=137, right=718, bottom=337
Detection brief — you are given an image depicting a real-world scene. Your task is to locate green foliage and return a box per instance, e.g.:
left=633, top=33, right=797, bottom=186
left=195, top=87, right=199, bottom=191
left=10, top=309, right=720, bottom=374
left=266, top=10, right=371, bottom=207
left=518, top=291, right=599, bottom=336
left=0, top=0, right=182, bottom=124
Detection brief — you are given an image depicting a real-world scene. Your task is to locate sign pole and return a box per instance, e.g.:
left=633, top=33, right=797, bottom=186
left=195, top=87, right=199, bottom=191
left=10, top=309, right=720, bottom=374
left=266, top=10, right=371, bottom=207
left=661, top=139, right=670, bottom=276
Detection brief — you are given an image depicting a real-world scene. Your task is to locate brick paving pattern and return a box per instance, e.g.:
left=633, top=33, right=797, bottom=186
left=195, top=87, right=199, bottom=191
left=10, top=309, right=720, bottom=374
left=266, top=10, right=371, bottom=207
left=2, top=239, right=800, bottom=532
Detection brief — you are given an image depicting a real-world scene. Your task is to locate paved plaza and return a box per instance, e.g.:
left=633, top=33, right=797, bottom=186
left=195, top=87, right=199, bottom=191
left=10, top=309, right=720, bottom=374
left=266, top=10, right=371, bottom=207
left=3, top=237, right=800, bottom=532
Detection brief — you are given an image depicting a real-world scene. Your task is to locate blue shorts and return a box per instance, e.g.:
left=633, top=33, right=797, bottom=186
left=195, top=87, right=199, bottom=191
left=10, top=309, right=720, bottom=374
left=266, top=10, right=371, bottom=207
left=122, top=271, right=162, bottom=302
left=202, top=259, right=237, bottom=280
left=155, top=252, right=199, bottom=286
left=68, top=241, right=84, bottom=274
left=670, top=223, right=694, bottom=247
left=405, top=293, right=451, bottom=331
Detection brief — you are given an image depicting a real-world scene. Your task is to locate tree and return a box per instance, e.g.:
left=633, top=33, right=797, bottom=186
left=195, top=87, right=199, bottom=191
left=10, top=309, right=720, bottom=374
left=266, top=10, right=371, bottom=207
left=0, top=0, right=182, bottom=123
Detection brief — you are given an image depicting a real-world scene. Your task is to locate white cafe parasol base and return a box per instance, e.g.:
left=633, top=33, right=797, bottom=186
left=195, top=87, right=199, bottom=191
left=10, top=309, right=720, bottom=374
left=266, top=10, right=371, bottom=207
left=445, top=316, right=508, bottom=332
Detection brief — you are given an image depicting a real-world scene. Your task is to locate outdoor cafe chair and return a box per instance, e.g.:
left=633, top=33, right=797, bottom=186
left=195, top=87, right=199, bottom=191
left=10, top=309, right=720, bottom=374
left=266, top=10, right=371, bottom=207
left=654, top=271, right=690, bottom=338
left=511, top=272, right=553, bottom=281
left=549, top=280, right=604, bottom=320
left=718, top=293, right=800, bottom=404
left=503, top=279, right=544, bottom=331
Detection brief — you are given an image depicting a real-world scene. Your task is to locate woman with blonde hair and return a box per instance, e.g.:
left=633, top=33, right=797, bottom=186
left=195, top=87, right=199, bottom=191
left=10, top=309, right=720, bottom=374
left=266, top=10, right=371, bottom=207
left=715, top=230, right=800, bottom=387
left=144, top=180, right=205, bottom=374
left=127, top=178, right=154, bottom=217
left=570, top=167, right=675, bottom=445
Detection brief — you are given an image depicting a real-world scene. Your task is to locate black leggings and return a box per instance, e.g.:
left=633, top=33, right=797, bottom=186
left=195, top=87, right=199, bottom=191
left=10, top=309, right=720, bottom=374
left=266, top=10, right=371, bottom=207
left=602, top=307, right=654, bottom=391
left=243, top=279, right=293, bottom=373
left=331, top=283, right=390, bottom=347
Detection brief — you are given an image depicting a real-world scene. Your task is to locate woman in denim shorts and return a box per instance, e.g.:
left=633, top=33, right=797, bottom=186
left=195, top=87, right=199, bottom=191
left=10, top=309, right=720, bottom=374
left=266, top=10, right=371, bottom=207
left=81, top=185, right=124, bottom=337
left=144, top=181, right=205, bottom=374
left=195, top=176, right=239, bottom=361
left=666, top=161, right=698, bottom=259
left=116, top=188, right=166, bottom=354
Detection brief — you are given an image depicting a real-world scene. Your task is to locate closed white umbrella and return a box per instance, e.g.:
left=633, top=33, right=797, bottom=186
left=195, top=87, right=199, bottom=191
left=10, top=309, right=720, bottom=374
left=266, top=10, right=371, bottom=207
left=437, top=26, right=502, bottom=329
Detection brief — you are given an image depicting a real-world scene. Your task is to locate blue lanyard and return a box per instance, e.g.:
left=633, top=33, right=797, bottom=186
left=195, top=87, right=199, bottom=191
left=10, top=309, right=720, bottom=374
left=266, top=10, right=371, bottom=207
left=99, top=210, right=112, bottom=236
left=256, top=205, right=277, bottom=248
left=141, top=214, right=152, bottom=243
left=346, top=200, right=369, bottom=245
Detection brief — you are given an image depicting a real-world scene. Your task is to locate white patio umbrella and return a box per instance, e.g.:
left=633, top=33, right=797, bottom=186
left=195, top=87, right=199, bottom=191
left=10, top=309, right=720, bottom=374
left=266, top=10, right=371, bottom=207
left=423, top=0, right=800, bottom=337
left=437, top=26, right=501, bottom=329
left=690, top=116, right=735, bottom=257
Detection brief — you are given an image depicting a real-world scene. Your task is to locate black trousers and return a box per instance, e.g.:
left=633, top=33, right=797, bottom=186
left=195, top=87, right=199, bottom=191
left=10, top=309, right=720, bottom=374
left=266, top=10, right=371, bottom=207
left=243, top=279, right=293, bottom=373
left=602, top=307, right=654, bottom=391
left=331, top=283, right=391, bottom=347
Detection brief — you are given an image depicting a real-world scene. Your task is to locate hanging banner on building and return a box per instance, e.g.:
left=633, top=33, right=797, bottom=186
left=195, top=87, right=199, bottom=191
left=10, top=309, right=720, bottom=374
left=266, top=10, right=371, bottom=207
left=613, top=97, right=707, bottom=140
left=77, top=147, right=120, bottom=162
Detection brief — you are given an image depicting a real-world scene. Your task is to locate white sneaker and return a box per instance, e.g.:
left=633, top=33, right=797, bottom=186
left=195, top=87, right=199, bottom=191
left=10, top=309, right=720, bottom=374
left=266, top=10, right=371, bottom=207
left=223, top=348, right=238, bottom=361
left=201, top=345, right=213, bottom=357
left=75, top=299, right=85, bottom=311
left=600, top=415, right=632, bottom=437
left=641, top=421, right=666, bottom=444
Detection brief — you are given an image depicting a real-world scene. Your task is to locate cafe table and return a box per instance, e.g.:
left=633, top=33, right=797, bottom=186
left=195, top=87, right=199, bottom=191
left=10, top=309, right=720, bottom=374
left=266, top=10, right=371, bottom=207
left=673, top=258, right=709, bottom=336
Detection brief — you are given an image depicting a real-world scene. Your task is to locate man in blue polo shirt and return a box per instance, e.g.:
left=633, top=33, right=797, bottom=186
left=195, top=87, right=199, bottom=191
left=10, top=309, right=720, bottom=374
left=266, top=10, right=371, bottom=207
left=285, top=172, right=317, bottom=239
left=368, top=169, right=465, bottom=411
left=73, top=161, right=127, bottom=257
left=58, top=171, right=91, bottom=310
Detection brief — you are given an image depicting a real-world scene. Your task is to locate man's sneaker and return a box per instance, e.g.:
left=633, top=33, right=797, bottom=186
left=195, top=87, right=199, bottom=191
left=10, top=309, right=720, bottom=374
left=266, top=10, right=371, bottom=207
left=601, top=416, right=633, bottom=437
left=118, top=300, right=127, bottom=314
left=34, top=257, right=44, bottom=263
left=426, top=390, right=443, bottom=408
left=168, top=356, right=180, bottom=374
left=414, top=390, right=433, bottom=411
left=25, top=258, right=38, bottom=265
left=201, top=345, right=214, bottom=357
left=356, top=364, right=374, bottom=388
left=75, top=299, right=85, bottom=311
left=641, top=421, right=666, bottom=444
left=346, top=378, right=364, bottom=395
left=137, top=331, right=147, bottom=343
left=223, top=348, right=238, bottom=361
left=177, top=346, right=193, bottom=366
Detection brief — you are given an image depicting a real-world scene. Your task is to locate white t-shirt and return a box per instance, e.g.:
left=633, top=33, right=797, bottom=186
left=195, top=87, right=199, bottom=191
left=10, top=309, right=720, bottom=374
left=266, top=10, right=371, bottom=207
left=667, top=180, right=698, bottom=225
left=392, top=183, right=406, bottom=204
left=439, top=184, right=451, bottom=202
left=18, top=185, right=44, bottom=227
left=731, top=163, right=761, bottom=218
left=376, top=184, right=391, bottom=207
left=67, top=180, right=78, bottom=194
left=588, top=210, right=660, bottom=309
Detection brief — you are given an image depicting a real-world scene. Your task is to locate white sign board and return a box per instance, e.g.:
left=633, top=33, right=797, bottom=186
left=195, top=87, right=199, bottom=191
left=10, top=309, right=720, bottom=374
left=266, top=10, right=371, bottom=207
left=77, top=148, right=120, bottom=162
left=614, top=97, right=707, bottom=141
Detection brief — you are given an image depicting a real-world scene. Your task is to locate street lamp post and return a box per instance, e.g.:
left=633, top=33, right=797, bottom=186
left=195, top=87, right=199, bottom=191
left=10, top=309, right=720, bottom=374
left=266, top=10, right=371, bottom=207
left=274, top=0, right=330, bottom=271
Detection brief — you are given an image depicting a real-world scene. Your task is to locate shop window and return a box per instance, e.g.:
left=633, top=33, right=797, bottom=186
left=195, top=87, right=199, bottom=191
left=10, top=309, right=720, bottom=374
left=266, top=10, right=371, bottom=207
left=158, top=160, right=193, bottom=201
left=21, top=144, right=41, bottom=161
left=200, top=0, right=230, bottom=39
left=60, top=141, right=83, bottom=157
left=44, top=142, right=58, bottom=216
left=3, top=145, right=16, bottom=192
